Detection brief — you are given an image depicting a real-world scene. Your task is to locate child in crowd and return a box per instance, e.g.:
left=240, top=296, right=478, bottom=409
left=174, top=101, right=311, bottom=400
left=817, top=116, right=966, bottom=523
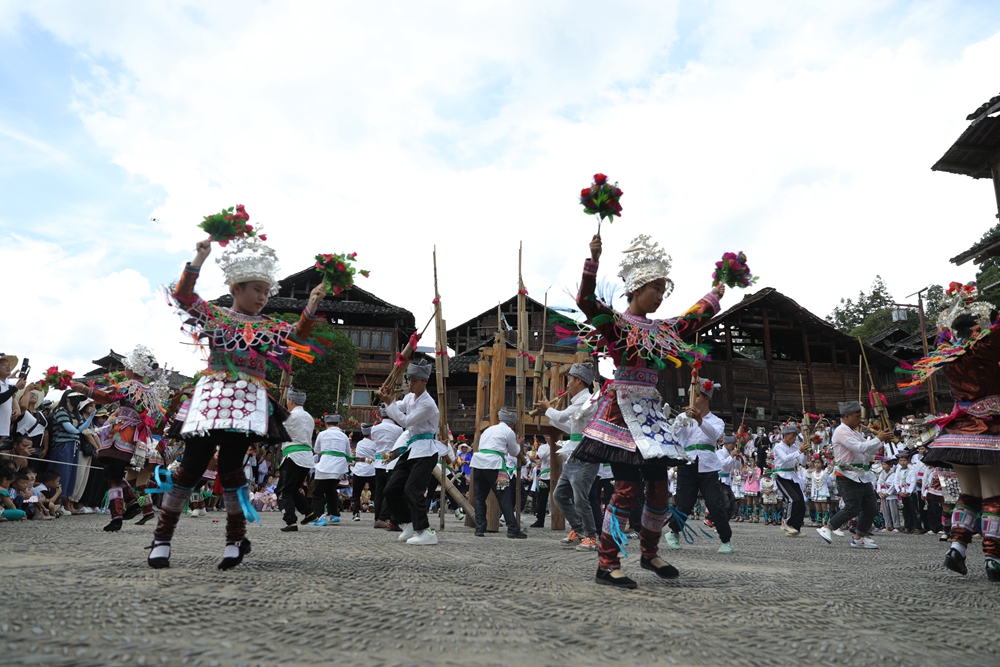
left=1, top=466, right=27, bottom=521
left=34, top=470, right=63, bottom=517
left=254, top=475, right=278, bottom=512
left=877, top=459, right=900, bottom=533
left=11, top=471, right=42, bottom=520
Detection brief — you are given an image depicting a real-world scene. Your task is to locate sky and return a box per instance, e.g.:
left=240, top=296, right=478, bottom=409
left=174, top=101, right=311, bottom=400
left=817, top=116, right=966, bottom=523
left=2, top=1, right=999, bottom=379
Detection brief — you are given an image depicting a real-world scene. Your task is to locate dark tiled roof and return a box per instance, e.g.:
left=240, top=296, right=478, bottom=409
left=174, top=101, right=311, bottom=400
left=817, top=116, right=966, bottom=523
left=932, top=94, right=1000, bottom=180
left=967, top=92, right=1000, bottom=121
left=950, top=234, right=1000, bottom=266
left=276, top=267, right=411, bottom=315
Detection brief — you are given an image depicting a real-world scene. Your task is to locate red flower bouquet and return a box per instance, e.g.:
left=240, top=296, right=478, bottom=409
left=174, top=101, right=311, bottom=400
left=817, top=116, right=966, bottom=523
left=314, top=251, right=370, bottom=295
left=945, top=281, right=976, bottom=301
left=579, top=173, right=623, bottom=230
left=199, top=204, right=262, bottom=246
left=36, top=366, right=74, bottom=392
left=712, top=251, right=757, bottom=289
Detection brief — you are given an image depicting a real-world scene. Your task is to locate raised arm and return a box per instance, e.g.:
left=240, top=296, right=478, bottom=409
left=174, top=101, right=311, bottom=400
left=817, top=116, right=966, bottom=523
left=291, top=283, right=328, bottom=340
left=577, top=234, right=619, bottom=347
left=674, top=285, right=724, bottom=338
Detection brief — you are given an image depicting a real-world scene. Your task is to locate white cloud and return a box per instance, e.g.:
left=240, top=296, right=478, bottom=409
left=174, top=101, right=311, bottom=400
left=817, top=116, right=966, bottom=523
left=6, top=1, right=1000, bottom=378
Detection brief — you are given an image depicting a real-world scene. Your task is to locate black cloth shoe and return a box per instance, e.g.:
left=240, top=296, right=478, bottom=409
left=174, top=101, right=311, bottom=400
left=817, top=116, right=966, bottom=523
left=475, top=532, right=485, bottom=537
left=595, top=567, right=637, bottom=589
left=123, top=504, right=142, bottom=521
left=986, top=560, right=1000, bottom=582
left=529, top=521, right=545, bottom=528
left=135, top=513, right=155, bottom=526
left=218, top=538, right=252, bottom=571
left=640, top=556, right=679, bottom=579
left=280, top=523, right=298, bottom=532
left=507, top=531, right=528, bottom=539
left=104, top=518, right=123, bottom=532
left=145, top=540, right=170, bottom=569
left=944, top=548, right=967, bottom=576
left=300, top=513, right=318, bottom=525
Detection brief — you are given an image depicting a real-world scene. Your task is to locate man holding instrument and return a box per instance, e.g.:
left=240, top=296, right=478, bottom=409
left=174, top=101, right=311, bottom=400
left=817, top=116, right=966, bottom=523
left=379, top=359, right=444, bottom=546
left=470, top=408, right=527, bottom=539
left=773, top=423, right=810, bottom=537
left=816, top=400, right=893, bottom=549
left=537, top=362, right=599, bottom=550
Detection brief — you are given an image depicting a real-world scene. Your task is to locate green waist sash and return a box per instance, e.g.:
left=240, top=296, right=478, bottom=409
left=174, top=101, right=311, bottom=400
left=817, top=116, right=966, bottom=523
left=685, top=444, right=715, bottom=452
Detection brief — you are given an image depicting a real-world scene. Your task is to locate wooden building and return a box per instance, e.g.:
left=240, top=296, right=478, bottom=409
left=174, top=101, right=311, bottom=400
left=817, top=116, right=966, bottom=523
left=211, top=267, right=415, bottom=425
left=657, top=288, right=932, bottom=429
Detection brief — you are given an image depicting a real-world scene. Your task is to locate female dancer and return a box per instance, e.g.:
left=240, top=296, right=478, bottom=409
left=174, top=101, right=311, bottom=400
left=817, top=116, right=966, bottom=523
left=571, top=233, right=723, bottom=589
left=898, top=285, right=1000, bottom=581
left=71, top=345, right=169, bottom=531
left=149, top=230, right=327, bottom=570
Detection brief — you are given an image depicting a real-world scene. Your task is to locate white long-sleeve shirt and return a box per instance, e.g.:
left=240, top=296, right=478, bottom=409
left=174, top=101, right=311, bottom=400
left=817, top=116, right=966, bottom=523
left=313, top=426, right=352, bottom=480
left=471, top=424, right=519, bottom=470
left=352, top=437, right=376, bottom=477
left=831, top=423, right=883, bottom=484
left=877, top=469, right=899, bottom=499
left=384, top=391, right=441, bottom=460
left=897, top=465, right=918, bottom=495
left=281, top=406, right=316, bottom=469
left=716, top=448, right=736, bottom=482
left=371, top=419, right=403, bottom=470
left=772, top=441, right=808, bottom=482
left=536, top=443, right=552, bottom=480
left=546, top=389, right=596, bottom=459
left=675, top=412, right=725, bottom=473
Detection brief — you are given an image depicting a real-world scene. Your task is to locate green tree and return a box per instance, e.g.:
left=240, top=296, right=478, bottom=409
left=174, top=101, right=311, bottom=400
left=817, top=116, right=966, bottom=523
left=973, top=221, right=1000, bottom=307
left=827, top=275, right=898, bottom=333
left=264, top=314, right=359, bottom=420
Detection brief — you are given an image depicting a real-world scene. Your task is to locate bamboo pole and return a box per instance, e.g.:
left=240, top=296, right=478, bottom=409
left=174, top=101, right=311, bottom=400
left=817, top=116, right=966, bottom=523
left=515, top=243, right=528, bottom=524
left=433, top=247, right=450, bottom=530
left=379, top=309, right=438, bottom=397
left=465, top=351, right=489, bottom=528
left=486, top=308, right=506, bottom=532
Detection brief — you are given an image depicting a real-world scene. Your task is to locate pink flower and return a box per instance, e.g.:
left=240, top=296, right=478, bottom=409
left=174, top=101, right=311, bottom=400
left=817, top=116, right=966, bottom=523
left=348, top=252, right=357, bottom=259
left=259, top=234, right=267, bottom=241
left=245, top=224, right=254, bottom=232
left=333, top=285, right=344, bottom=295
left=336, top=262, right=346, bottom=272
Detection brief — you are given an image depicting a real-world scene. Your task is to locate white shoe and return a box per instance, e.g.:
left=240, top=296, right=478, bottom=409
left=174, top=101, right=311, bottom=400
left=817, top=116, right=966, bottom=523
left=850, top=537, right=879, bottom=549
left=81, top=507, right=94, bottom=514
left=397, top=523, right=414, bottom=541
left=190, top=509, right=201, bottom=518
left=786, top=529, right=805, bottom=538
left=407, top=529, right=438, bottom=545
left=816, top=526, right=833, bottom=544
left=832, top=529, right=846, bottom=537
left=780, top=523, right=792, bottom=533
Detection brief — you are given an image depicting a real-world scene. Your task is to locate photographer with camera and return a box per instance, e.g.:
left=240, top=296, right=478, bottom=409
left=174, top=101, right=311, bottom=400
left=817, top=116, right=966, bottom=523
left=0, top=354, right=28, bottom=448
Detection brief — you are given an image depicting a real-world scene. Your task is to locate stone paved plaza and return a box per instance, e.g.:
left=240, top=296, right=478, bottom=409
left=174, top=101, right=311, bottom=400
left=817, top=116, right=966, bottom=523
left=2, top=511, right=999, bottom=667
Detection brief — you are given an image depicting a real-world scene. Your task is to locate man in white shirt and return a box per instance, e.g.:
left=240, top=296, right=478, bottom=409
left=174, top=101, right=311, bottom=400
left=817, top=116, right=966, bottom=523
left=379, top=360, right=443, bottom=546
left=351, top=423, right=377, bottom=522
left=371, top=408, right=403, bottom=529
left=308, top=414, right=351, bottom=527
left=529, top=436, right=552, bottom=528
left=772, top=424, right=810, bottom=536
left=470, top=408, right=526, bottom=538
left=540, top=362, right=599, bottom=550
left=277, top=388, right=317, bottom=532
left=896, top=452, right=920, bottom=534
left=816, top=401, right=893, bottom=548
left=665, top=380, right=732, bottom=553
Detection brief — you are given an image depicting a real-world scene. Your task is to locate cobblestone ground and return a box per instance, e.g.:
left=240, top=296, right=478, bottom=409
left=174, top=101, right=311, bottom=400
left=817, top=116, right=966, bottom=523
left=2, top=511, right=999, bottom=667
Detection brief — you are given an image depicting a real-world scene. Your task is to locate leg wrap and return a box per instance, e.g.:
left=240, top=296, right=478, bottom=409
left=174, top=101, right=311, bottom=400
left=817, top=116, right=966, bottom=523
left=222, top=488, right=247, bottom=542
left=153, top=484, right=195, bottom=541
left=639, top=480, right=669, bottom=560
left=598, top=480, right=639, bottom=571
left=982, top=496, right=1000, bottom=560
left=950, top=494, right=982, bottom=547
left=121, top=479, right=138, bottom=507
left=108, top=486, right=124, bottom=520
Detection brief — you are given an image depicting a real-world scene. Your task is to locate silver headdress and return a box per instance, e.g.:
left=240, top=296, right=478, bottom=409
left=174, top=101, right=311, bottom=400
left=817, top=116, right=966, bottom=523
left=216, top=234, right=280, bottom=295
left=618, top=234, right=674, bottom=296
left=124, top=344, right=156, bottom=376
left=937, top=282, right=995, bottom=333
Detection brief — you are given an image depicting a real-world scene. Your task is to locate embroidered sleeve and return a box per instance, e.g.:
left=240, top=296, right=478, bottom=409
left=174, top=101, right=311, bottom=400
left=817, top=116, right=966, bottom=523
left=674, top=292, right=721, bottom=338
left=576, top=258, right=619, bottom=358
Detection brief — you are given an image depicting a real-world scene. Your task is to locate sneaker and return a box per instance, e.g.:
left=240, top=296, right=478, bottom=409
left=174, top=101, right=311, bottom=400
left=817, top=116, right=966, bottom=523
left=406, top=529, right=438, bottom=545
left=308, top=517, right=329, bottom=527
left=81, top=506, right=94, bottom=514
left=576, top=536, right=598, bottom=552
left=664, top=532, right=681, bottom=550
left=850, top=537, right=878, bottom=549
left=397, top=523, right=414, bottom=541
left=352, top=513, right=360, bottom=522
left=786, top=529, right=805, bottom=538
left=328, top=515, right=340, bottom=524
left=832, top=529, right=846, bottom=537
left=373, top=520, right=389, bottom=529
left=560, top=530, right=579, bottom=545
left=189, top=509, right=201, bottom=518
left=717, top=542, right=734, bottom=554
left=627, top=531, right=640, bottom=539
left=816, top=527, right=833, bottom=544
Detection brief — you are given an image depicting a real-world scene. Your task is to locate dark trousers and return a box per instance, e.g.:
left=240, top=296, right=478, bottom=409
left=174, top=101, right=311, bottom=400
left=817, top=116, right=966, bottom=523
left=589, top=476, right=603, bottom=534
left=900, top=493, right=920, bottom=532
left=774, top=476, right=806, bottom=531
left=374, top=469, right=390, bottom=521
left=917, top=494, right=930, bottom=532
left=276, top=458, right=313, bottom=525
left=533, top=482, right=549, bottom=526
left=830, top=476, right=879, bottom=536
left=352, top=475, right=374, bottom=514
left=520, top=480, right=530, bottom=512
left=312, top=478, right=341, bottom=517
left=667, top=463, right=733, bottom=543
left=472, top=468, right=520, bottom=534
left=384, top=450, right=438, bottom=532
left=927, top=498, right=943, bottom=533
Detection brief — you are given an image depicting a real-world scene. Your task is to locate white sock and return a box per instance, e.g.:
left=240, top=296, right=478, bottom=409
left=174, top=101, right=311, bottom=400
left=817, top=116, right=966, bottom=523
left=223, top=543, right=241, bottom=559
left=150, top=541, right=171, bottom=559
left=951, top=541, right=967, bottom=557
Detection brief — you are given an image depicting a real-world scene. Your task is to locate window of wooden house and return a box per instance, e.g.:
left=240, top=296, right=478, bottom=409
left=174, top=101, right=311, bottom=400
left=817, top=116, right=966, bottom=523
left=361, top=331, right=371, bottom=349
left=347, top=330, right=361, bottom=346
left=351, top=389, right=375, bottom=407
